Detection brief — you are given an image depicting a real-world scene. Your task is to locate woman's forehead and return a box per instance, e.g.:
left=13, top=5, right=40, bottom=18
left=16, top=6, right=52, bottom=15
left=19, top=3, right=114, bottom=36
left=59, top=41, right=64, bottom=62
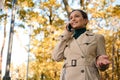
left=70, top=11, right=82, bottom=16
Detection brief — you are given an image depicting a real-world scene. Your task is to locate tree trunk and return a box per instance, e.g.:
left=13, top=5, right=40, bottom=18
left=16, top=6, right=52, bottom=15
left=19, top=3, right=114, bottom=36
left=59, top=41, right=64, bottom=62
left=0, top=13, right=7, bottom=80
left=62, top=0, right=71, bottom=17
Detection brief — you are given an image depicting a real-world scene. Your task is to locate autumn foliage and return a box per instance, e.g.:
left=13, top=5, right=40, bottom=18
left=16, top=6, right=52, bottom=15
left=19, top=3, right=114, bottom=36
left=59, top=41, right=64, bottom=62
left=0, top=0, right=120, bottom=80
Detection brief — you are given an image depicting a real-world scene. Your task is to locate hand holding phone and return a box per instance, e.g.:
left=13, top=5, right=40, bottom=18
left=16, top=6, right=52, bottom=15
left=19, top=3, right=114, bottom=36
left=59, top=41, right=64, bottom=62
left=66, top=24, right=73, bottom=32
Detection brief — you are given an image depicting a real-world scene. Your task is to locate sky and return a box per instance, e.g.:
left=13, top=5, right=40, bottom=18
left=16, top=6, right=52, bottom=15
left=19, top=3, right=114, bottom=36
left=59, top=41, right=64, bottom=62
left=0, top=0, right=120, bottom=78
left=0, top=27, right=29, bottom=77
left=113, top=0, right=120, bottom=5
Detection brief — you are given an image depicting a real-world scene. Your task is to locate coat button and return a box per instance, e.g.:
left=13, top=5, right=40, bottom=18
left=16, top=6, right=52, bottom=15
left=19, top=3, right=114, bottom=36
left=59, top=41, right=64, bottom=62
left=81, top=70, right=84, bottom=73
left=61, top=35, right=64, bottom=37
left=86, top=43, right=89, bottom=45
left=81, top=56, right=84, bottom=58
left=66, top=45, right=68, bottom=47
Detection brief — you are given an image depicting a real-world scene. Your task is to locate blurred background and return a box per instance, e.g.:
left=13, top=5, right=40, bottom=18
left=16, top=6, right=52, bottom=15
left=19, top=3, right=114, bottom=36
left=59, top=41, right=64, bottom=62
left=0, top=0, right=120, bottom=80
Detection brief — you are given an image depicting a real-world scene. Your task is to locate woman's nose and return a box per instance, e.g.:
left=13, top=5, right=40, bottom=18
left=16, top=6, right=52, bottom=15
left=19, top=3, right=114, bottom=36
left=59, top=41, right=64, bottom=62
left=71, top=17, right=75, bottom=21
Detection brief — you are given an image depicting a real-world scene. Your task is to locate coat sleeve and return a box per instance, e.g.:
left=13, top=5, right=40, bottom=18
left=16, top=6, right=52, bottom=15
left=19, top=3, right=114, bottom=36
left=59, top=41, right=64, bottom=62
left=52, top=30, right=73, bottom=62
left=96, top=34, right=106, bottom=56
left=96, top=34, right=109, bottom=71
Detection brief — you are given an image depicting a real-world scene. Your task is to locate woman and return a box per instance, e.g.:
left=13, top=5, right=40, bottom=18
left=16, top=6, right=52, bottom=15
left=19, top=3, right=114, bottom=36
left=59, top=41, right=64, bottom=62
left=52, top=9, right=111, bottom=80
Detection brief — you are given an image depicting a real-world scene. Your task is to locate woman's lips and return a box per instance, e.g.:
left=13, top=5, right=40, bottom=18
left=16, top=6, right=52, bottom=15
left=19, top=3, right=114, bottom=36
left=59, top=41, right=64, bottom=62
left=72, top=22, right=78, bottom=26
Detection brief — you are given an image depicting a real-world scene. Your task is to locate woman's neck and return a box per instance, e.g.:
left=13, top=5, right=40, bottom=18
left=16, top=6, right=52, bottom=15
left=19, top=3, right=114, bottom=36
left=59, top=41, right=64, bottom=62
left=73, top=28, right=86, bottom=39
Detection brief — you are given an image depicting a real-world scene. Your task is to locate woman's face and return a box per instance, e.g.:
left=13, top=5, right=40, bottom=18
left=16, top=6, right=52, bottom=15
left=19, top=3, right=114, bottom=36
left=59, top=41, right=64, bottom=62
left=69, top=11, right=88, bottom=29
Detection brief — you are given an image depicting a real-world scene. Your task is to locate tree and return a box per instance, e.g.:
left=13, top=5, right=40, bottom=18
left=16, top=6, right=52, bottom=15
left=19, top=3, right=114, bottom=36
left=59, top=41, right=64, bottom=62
left=1, top=0, right=120, bottom=80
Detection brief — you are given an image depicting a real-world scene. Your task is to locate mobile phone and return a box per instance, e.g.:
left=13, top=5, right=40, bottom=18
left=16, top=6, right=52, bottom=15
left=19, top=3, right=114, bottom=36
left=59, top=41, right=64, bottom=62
left=67, top=24, right=72, bottom=32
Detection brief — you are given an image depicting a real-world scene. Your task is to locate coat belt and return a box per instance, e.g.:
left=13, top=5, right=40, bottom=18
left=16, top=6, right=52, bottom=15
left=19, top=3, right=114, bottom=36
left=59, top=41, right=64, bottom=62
left=63, top=59, right=96, bottom=68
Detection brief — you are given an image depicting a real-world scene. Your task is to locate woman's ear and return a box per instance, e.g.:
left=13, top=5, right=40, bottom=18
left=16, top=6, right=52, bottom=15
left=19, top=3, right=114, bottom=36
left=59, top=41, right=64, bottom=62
left=84, top=19, right=88, bottom=25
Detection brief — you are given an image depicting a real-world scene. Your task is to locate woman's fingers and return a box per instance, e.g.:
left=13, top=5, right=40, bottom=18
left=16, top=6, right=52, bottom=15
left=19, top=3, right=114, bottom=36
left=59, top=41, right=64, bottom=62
left=98, top=59, right=111, bottom=68
left=96, top=55, right=111, bottom=67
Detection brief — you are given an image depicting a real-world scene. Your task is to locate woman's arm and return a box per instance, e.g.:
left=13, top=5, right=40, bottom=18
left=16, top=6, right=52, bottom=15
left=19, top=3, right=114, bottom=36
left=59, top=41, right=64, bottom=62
left=52, top=30, right=73, bottom=62
left=95, top=34, right=111, bottom=71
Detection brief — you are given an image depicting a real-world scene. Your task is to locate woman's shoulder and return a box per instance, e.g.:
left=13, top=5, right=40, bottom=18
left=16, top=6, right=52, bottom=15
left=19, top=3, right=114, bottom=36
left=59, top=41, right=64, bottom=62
left=87, top=29, right=104, bottom=36
left=94, top=33, right=105, bottom=41
left=86, top=29, right=105, bottom=39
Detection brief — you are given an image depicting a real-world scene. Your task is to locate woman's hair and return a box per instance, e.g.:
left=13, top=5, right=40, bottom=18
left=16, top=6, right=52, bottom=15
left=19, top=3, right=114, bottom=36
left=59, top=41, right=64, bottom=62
left=70, top=9, right=88, bottom=20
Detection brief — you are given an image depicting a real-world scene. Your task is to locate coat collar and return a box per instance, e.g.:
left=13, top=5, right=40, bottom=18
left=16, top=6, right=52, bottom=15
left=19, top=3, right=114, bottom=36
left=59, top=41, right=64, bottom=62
left=75, top=30, right=95, bottom=43
left=85, top=30, right=94, bottom=36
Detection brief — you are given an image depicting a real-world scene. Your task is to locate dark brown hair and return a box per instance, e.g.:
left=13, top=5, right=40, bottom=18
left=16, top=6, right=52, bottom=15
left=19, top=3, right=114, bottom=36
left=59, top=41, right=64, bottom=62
left=69, top=9, right=88, bottom=20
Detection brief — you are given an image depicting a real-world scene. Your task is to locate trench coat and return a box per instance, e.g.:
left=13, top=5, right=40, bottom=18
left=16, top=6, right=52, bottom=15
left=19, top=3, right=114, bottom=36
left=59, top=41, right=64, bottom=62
left=52, top=30, right=107, bottom=80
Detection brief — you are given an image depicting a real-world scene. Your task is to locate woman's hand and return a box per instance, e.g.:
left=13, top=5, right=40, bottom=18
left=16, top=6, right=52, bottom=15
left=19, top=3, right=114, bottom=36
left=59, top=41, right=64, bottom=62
left=66, top=23, right=74, bottom=32
left=96, top=55, right=111, bottom=71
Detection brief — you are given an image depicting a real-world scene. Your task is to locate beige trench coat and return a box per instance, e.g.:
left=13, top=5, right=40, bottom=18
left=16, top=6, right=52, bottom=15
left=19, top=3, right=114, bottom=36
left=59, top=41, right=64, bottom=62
left=52, top=30, right=107, bottom=80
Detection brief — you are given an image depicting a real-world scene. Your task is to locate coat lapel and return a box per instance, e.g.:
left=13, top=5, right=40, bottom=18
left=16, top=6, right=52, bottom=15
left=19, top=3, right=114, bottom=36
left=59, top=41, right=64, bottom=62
left=70, top=30, right=95, bottom=56
left=82, top=31, right=95, bottom=44
left=67, top=38, right=84, bottom=59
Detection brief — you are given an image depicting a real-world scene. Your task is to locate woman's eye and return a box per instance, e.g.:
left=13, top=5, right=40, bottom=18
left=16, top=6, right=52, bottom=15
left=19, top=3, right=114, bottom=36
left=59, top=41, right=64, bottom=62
left=75, top=15, right=80, bottom=17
